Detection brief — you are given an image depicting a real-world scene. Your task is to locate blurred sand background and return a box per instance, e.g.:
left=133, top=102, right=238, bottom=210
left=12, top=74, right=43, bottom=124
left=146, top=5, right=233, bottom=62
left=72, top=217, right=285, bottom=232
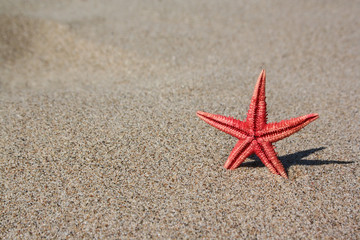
left=0, top=0, right=359, bottom=239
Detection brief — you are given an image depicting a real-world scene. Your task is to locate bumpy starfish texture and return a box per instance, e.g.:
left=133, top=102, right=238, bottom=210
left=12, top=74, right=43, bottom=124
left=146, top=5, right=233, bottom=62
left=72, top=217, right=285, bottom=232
left=197, top=70, right=319, bottom=178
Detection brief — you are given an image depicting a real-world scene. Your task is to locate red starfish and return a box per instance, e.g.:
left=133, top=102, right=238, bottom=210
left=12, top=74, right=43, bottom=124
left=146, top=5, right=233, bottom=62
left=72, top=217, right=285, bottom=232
left=197, top=70, right=319, bottom=178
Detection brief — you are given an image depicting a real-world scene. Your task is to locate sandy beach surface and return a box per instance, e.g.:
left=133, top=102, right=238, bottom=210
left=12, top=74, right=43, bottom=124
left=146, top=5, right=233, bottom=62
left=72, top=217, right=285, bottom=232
left=0, top=0, right=359, bottom=239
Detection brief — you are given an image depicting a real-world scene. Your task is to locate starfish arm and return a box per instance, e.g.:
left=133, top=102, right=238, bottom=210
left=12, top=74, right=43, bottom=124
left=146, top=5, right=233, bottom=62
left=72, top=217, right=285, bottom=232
left=196, top=111, right=249, bottom=139
left=224, top=138, right=254, bottom=169
left=254, top=141, right=288, bottom=178
left=260, top=113, right=319, bottom=143
left=246, top=69, right=267, bottom=131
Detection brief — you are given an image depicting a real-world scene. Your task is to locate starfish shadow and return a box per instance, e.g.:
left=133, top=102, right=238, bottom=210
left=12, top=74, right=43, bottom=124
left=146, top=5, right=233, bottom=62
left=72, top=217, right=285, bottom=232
left=242, top=147, right=354, bottom=170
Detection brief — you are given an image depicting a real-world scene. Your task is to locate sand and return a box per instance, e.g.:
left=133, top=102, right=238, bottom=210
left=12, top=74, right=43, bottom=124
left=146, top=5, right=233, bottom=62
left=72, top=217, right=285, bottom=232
left=0, top=0, right=359, bottom=239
